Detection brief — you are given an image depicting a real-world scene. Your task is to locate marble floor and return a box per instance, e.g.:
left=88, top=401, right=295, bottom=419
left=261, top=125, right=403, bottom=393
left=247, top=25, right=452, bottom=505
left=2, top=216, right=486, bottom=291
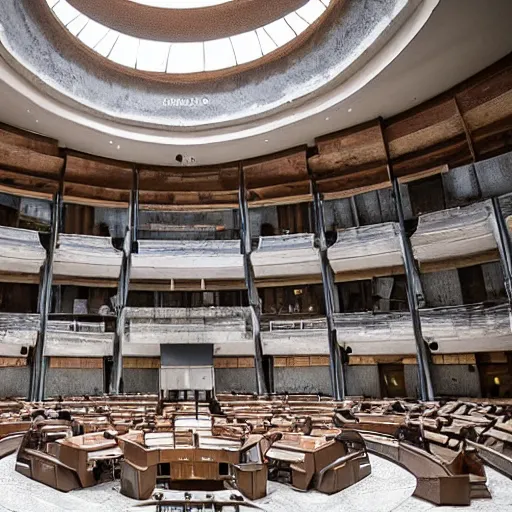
left=0, top=453, right=511, bottom=512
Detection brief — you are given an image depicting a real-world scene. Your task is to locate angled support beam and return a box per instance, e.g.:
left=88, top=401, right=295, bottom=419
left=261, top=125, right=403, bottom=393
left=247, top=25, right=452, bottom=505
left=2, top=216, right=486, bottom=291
left=29, top=157, right=66, bottom=401
left=110, top=167, right=139, bottom=394
left=238, top=164, right=267, bottom=395
left=379, top=119, right=434, bottom=400
left=309, top=174, right=345, bottom=400
left=491, top=197, right=512, bottom=304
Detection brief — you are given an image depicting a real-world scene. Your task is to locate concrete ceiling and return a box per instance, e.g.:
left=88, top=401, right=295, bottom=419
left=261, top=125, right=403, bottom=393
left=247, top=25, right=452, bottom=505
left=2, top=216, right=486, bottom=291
left=0, top=0, right=511, bottom=166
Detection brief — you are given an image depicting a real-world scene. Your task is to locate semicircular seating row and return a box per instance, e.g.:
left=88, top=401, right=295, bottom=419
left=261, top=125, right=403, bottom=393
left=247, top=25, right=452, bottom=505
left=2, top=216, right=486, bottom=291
left=0, top=200, right=507, bottom=282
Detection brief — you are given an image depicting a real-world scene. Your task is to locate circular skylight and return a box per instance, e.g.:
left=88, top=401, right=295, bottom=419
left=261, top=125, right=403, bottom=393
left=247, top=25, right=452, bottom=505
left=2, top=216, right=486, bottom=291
left=46, top=0, right=331, bottom=74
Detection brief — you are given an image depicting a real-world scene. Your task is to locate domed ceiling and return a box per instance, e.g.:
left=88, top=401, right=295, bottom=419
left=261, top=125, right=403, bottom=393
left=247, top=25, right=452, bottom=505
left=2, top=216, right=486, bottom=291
left=0, top=0, right=511, bottom=165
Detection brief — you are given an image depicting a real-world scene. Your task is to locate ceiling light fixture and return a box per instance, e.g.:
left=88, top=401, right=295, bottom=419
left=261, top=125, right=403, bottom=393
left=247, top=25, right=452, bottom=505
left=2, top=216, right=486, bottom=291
left=264, top=139, right=269, bottom=143
left=325, top=117, right=330, bottom=121
left=109, top=141, right=113, bottom=145
left=348, top=108, right=353, bottom=113
left=117, top=145, right=121, bottom=149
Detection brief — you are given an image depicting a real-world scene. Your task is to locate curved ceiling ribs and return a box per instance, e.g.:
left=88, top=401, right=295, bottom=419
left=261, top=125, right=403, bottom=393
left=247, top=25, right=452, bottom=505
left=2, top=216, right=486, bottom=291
left=0, top=54, right=511, bottom=210
left=65, top=0, right=310, bottom=42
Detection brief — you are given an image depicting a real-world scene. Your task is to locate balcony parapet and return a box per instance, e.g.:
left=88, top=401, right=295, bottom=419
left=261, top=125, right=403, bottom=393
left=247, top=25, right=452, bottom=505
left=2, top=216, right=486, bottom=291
left=53, top=234, right=122, bottom=279
left=251, top=234, right=321, bottom=279
left=131, top=240, right=244, bottom=281
left=0, top=227, right=45, bottom=276
left=327, top=223, right=402, bottom=276
left=334, top=303, right=512, bottom=355
left=411, top=201, right=498, bottom=266
left=125, top=307, right=253, bottom=356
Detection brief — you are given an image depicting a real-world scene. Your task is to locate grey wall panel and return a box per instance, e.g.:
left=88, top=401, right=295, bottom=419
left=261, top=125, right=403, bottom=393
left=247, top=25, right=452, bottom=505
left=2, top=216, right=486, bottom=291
left=215, top=368, right=257, bottom=393
left=431, top=365, right=480, bottom=398
left=45, top=369, right=103, bottom=398
left=123, top=369, right=159, bottom=394
left=0, top=367, right=30, bottom=398
left=273, top=367, right=331, bottom=395
left=346, top=365, right=381, bottom=398
left=404, top=365, right=420, bottom=398
left=405, top=364, right=480, bottom=398
left=421, top=270, right=463, bottom=307
left=476, top=153, right=512, bottom=198
left=442, top=164, right=480, bottom=207
left=482, top=262, right=506, bottom=301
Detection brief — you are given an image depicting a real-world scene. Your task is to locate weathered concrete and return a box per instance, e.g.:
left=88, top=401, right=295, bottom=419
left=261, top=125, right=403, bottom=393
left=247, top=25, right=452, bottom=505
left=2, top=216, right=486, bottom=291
left=346, top=365, right=381, bottom=398
left=421, top=270, right=463, bottom=307
left=45, top=369, right=104, bottom=398
left=405, top=364, right=481, bottom=398
left=0, top=0, right=421, bottom=129
left=431, top=364, right=481, bottom=398
left=0, top=367, right=30, bottom=398
left=123, top=369, right=159, bottom=394
left=214, top=368, right=257, bottom=393
left=273, top=367, right=331, bottom=395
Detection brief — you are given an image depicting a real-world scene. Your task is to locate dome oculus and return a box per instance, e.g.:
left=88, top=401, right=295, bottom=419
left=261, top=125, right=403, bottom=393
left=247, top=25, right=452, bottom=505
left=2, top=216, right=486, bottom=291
left=46, top=0, right=330, bottom=73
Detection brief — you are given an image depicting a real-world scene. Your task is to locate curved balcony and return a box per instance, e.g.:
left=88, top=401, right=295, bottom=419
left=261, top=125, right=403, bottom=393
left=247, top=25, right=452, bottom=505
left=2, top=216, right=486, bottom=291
left=131, top=240, right=244, bottom=282
left=261, top=318, right=328, bottom=355
left=125, top=307, right=253, bottom=356
left=411, top=202, right=498, bottom=266
left=251, top=234, right=321, bottom=280
left=0, top=227, right=45, bottom=275
left=53, top=235, right=122, bottom=279
left=327, top=223, right=402, bottom=277
left=334, top=304, right=512, bottom=355
left=0, top=313, right=38, bottom=356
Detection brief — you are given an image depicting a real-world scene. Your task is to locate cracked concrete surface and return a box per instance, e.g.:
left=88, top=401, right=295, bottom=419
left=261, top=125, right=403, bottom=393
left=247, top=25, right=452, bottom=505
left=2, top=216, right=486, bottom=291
left=0, top=454, right=511, bottom=511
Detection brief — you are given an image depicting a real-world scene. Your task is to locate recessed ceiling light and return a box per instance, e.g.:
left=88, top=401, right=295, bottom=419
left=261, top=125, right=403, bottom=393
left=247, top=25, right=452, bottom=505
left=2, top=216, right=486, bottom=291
left=109, top=141, right=113, bottom=145
left=116, top=145, right=121, bottom=150
left=264, top=139, right=269, bottom=143
left=348, top=108, right=353, bottom=113
left=35, top=120, right=39, bottom=123
left=325, top=117, right=330, bottom=121
left=26, top=109, right=31, bottom=114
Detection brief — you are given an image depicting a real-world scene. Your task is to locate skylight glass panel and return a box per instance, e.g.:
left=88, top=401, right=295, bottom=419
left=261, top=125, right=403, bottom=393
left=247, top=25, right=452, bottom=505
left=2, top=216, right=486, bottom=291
left=256, top=28, right=278, bottom=55
left=230, top=31, right=262, bottom=65
left=94, top=30, right=120, bottom=57
left=167, top=42, right=204, bottom=73
left=296, top=0, right=327, bottom=24
left=53, top=0, right=81, bottom=25
left=66, top=14, right=88, bottom=36
left=204, top=38, right=236, bottom=71
left=285, top=12, right=310, bottom=35
left=264, top=19, right=296, bottom=47
left=109, top=34, right=140, bottom=67
left=78, top=20, right=110, bottom=49
left=136, top=40, right=171, bottom=72
left=46, top=0, right=60, bottom=9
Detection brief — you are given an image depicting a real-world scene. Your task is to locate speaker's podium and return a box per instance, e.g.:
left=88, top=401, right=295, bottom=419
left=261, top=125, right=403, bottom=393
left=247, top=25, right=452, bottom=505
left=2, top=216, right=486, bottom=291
left=159, top=344, right=214, bottom=401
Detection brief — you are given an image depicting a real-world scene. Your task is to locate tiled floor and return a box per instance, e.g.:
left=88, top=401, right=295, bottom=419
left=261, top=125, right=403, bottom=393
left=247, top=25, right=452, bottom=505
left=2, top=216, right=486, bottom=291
left=0, top=453, right=510, bottom=511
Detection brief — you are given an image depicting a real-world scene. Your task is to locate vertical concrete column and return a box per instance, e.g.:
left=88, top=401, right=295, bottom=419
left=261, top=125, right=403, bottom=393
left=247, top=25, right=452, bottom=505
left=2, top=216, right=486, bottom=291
left=391, top=176, right=434, bottom=401
left=491, top=197, right=512, bottom=303
left=310, top=176, right=345, bottom=400
left=110, top=167, right=139, bottom=394
left=238, top=164, right=267, bottom=395
left=29, top=164, right=65, bottom=401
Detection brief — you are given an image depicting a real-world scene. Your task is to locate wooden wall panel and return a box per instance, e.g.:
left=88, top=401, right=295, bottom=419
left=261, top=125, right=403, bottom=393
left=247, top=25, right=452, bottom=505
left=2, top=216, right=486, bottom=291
left=49, top=357, right=103, bottom=369
left=123, top=357, right=160, bottom=369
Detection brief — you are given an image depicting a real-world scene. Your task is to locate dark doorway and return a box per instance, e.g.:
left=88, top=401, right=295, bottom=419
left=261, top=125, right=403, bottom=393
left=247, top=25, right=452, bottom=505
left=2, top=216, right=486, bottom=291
left=477, top=353, right=512, bottom=398
left=379, top=364, right=406, bottom=398
left=103, top=357, right=113, bottom=394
